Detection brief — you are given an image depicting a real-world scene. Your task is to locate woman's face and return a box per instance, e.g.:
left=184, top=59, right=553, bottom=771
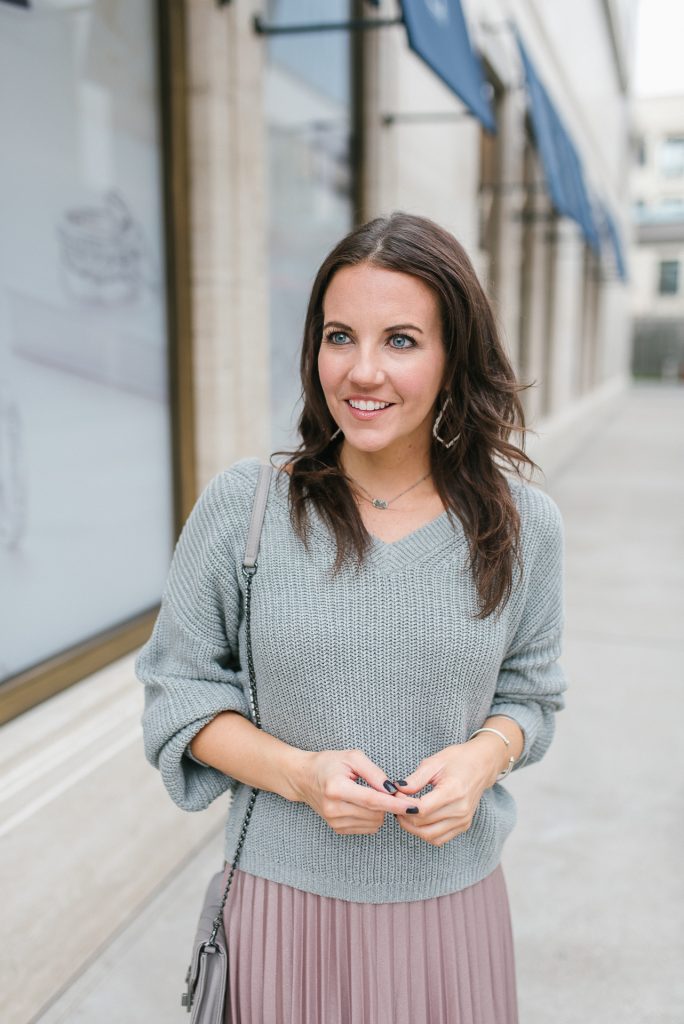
left=317, top=263, right=447, bottom=459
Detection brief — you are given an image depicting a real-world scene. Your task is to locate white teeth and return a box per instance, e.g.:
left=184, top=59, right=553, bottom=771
left=348, top=399, right=391, bottom=411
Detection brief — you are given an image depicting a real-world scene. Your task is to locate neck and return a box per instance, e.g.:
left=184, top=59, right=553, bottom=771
left=338, top=441, right=433, bottom=496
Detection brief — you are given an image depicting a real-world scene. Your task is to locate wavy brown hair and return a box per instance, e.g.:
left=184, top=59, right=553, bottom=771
left=270, top=211, right=541, bottom=619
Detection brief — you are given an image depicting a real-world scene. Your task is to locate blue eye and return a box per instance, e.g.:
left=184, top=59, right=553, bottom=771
left=389, top=335, right=416, bottom=350
left=323, top=330, right=417, bottom=350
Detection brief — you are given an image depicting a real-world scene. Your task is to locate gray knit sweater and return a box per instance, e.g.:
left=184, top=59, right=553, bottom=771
left=135, top=456, right=567, bottom=903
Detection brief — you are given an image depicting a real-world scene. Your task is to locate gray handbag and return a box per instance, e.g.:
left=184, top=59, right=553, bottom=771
left=181, top=461, right=274, bottom=1021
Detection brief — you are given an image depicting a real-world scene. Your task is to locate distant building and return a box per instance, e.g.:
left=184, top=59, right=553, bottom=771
left=631, top=94, right=684, bottom=379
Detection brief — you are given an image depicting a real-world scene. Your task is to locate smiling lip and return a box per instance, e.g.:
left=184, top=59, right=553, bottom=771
left=345, top=396, right=394, bottom=403
left=344, top=399, right=395, bottom=420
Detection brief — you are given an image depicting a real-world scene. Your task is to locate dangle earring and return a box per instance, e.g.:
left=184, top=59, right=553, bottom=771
left=330, top=426, right=342, bottom=441
left=432, top=394, right=461, bottom=450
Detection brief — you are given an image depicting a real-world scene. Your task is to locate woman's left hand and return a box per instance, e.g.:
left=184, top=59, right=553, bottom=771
left=392, top=742, right=498, bottom=847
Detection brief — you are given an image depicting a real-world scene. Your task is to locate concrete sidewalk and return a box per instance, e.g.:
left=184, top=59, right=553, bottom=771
left=36, top=381, right=684, bottom=1024
left=506, top=381, right=683, bottom=1023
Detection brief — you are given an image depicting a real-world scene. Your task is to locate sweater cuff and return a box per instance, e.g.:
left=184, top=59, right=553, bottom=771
left=485, top=702, right=543, bottom=770
left=184, top=743, right=212, bottom=768
left=486, top=711, right=530, bottom=769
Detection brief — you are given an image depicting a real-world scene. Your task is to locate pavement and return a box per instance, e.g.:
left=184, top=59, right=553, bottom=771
left=35, top=380, right=684, bottom=1024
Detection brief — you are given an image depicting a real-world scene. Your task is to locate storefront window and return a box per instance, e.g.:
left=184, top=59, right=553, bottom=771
left=0, top=1, right=173, bottom=686
left=264, top=0, right=354, bottom=449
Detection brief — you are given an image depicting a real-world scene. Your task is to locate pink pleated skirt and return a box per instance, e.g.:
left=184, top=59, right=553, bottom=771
left=221, top=863, right=518, bottom=1024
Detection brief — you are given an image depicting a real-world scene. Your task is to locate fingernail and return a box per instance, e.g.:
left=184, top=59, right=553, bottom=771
left=395, top=779, right=408, bottom=787
left=406, top=806, right=419, bottom=814
left=383, top=779, right=398, bottom=794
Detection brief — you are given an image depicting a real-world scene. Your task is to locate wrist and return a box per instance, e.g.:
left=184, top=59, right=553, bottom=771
left=464, top=733, right=509, bottom=788
left=277, top=745, right=315, bottom=803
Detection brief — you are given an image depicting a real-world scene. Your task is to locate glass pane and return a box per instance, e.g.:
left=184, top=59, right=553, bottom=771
left=658, top=261, right=680, bottom=295
left=264, top=0, right=354, bottom=450
left=659, top=137, right=684, bottom=177
left=0, top=1, right=173, bottom=682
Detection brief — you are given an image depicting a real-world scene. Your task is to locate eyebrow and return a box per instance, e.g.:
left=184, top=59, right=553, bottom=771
left=322, top=321, right=424, bottom=334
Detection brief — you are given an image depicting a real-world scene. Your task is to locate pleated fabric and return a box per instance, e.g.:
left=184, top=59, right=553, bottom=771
left=221, top=862, right=518, bottom=1024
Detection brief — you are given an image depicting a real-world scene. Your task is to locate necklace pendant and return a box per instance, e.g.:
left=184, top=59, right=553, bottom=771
left=372, top=498, right=388, bottom=509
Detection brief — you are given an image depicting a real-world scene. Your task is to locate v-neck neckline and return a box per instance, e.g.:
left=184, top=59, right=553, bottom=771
left=268, top=460, right=467, bottom=573
left=367, top=508, right=451, bottom=548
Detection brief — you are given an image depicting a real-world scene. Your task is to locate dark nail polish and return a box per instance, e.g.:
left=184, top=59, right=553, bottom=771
left=406, top=806, right=419, bottom=814
left=395, top=779, right=408, bottom=787
left=383, top=779, right=398, bottom=794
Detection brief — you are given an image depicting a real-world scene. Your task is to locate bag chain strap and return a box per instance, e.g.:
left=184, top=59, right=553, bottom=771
left=207, top=561, right=263, bottom=946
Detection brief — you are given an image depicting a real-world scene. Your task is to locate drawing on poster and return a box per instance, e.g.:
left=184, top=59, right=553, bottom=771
left=57, top=190, right=159, bottom=306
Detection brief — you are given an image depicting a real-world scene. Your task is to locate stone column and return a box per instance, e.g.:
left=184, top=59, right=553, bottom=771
left=545, top=219, right=585, bottom=416
left=186, top=0, right=271, bottom=484
left=489, top=86, right=527, bottom=372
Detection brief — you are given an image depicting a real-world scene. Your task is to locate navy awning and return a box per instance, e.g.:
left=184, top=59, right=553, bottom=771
left=594, top=200, right=628, bottom=282
left=517, top=36, right=599, bottom=250
left=400, top=0, right=496, bottom=134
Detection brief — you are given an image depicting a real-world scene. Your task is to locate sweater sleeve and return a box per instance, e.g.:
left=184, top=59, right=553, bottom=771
left=134, top=469, right=251, bottom=812
left=487, top=488, right=568, bottom=772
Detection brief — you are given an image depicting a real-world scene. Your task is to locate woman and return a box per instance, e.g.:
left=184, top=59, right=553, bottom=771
left=135, top=212, right=567, bottom=1023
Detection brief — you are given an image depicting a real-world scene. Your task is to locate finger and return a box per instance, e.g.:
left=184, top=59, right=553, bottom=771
left=395, top=789, right=464, bottom=824
left=394, top=788, right=442, bottom=820
left=347, top=749, right=413, bottom=799
left=391, top=780, right=472, bottom=823
left=334, top=799, right=386, bottom=822
left=395, top=813, right=445, bottom=838
left=390, top=763, right=436, bottom=795
left=336, top=823, right=383, bottom=835
left=348, top=749, right=421, bottom=811
left=396, top=797, right=473, bottom=832
left=338, top=776, right=420, bottom=814
left=321, top=803, right=384, bottom=833
left=395, top=815, right=462, bottom=845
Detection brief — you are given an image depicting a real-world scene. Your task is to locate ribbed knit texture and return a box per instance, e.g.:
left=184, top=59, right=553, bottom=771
left=135, top=456, right=567, bottom=904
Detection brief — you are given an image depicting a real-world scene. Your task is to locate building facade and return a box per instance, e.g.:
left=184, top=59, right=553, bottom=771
left=630, top=93, right=684, bottom=379
left=0, top=1, right=636, bottom=1019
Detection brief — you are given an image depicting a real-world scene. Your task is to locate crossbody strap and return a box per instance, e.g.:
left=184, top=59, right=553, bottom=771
left=243, top=461, right=274, bottom=569
left=207, top=459, right=274, bottom=945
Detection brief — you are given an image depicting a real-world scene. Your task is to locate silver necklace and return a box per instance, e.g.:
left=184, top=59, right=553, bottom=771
left=345, top=470, right=432, bottom=510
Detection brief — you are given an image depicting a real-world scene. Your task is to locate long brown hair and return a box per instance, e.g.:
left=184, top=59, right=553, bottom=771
left=270, top=211, right=541, bottom=619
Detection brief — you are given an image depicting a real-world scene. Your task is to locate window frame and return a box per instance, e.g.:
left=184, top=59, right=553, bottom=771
left=658, top=259, right=680, bottom=296
left=659, top=136, right=684, bottom=178
left=0, top=0, right=196, bottom=725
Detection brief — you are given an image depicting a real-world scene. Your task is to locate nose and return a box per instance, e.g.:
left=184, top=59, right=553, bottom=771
left=346, top=343, right=385, bottom=387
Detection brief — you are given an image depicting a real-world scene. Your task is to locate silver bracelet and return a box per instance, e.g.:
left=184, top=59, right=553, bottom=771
left=467, top=727, right=516, bottom=781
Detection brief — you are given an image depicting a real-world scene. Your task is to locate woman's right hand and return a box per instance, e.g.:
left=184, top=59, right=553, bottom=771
left=293, top=748, right=420, bottom=835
